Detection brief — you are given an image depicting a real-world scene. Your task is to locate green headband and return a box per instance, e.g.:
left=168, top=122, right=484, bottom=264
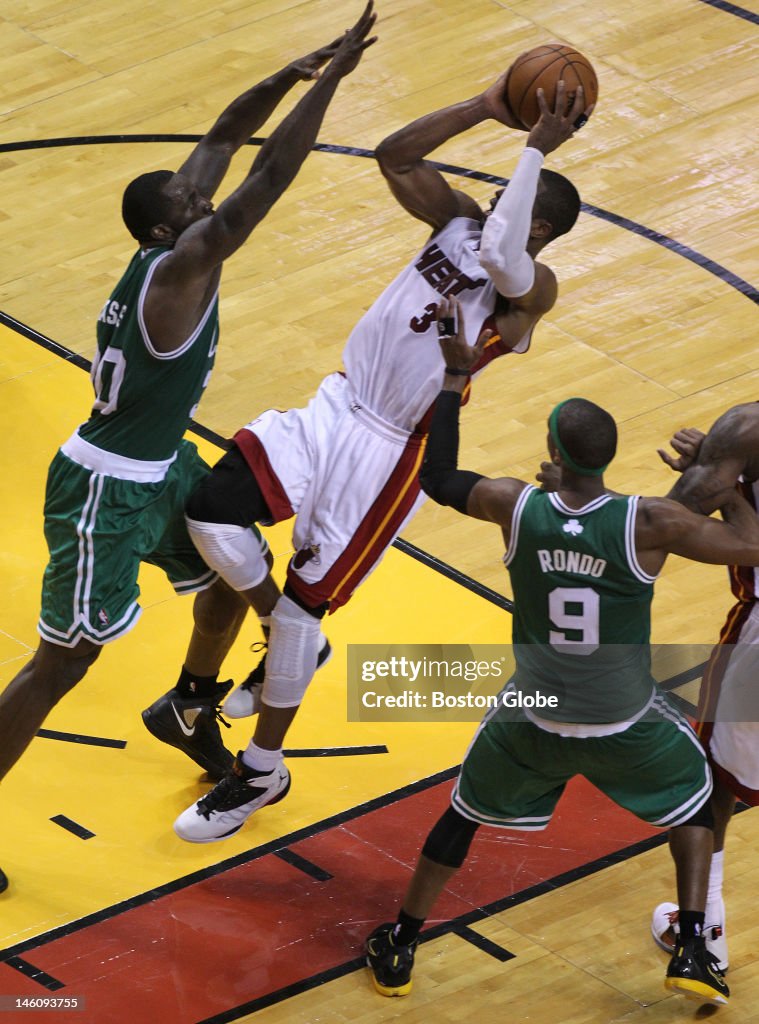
left=548, top=399, right=609, bottom=478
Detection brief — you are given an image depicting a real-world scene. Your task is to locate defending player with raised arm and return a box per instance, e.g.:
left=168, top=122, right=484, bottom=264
left=131, top=4, right=377, bottom=354
left=651, top=402, right=759, bottom=973
left=363, top=298, right=759, bottom=1008
left=0, top=4, right=376, bottom=894
left=423, top=302, right=759, bottom=573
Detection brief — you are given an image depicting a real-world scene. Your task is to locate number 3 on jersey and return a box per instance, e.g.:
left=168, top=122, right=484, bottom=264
left=91, top=346, right=126, bottom=416
left=548, top=587, right=600, bottom=654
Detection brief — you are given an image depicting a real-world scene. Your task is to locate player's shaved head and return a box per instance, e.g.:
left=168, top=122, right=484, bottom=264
left=122, top=170, right=175, bottom=243
left=534, top=170, right=581, bottom=241
left=551, top=398, right=617, bottom=473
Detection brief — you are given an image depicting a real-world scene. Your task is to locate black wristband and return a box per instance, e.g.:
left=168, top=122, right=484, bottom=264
left=444, top=367, right=470, bottom=376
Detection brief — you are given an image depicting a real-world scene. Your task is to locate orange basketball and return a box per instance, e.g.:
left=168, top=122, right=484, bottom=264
left=505, top=43, right=598, bottom=130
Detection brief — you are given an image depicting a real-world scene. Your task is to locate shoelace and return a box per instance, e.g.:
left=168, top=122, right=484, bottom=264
left=241, top=642, right=267, bottom=694
left=212, top=689, right=232, bottom=730
left=196, top=774, right=243, bottom=817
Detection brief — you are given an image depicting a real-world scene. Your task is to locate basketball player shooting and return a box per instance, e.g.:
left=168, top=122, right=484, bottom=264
left=170, top=69, right=594, bottom=844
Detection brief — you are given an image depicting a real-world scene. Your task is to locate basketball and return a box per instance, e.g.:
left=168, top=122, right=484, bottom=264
left=505, top=44, right=598, bottom=130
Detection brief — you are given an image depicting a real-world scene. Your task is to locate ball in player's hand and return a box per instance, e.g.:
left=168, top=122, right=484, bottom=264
left=505, top=43, right=598, bottom=129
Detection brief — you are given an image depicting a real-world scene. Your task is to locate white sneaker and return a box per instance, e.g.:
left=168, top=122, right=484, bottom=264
left=224, top=636, right=332, bottom=719
left=651, top=899, right=728, bottom=972
left=174, top=755, right=291, bottom=843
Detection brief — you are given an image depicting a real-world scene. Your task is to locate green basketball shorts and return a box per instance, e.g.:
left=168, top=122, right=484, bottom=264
left=39, top=440, right=218, bottom=646
left=452, top=691, right=711, bottom=830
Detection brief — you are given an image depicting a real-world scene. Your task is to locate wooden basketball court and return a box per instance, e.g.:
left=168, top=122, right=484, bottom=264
left=1, top=0, right=758, bottom=1020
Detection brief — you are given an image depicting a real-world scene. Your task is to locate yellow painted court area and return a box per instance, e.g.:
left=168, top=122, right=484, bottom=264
left=0, top=322, right=508, bottom=951
left=2, top=0, right=759, bottom=1017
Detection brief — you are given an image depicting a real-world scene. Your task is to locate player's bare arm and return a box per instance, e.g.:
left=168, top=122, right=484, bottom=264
left=177, top=39, right=347, bottom=200
left=374, top=77, right=588, bottom=234
left=144, top=2, right=377, bottom=353
left=661, top=404, right=759, bottom=514
left=374, top=68, right=528, bottom=231
left=635, top=491, right=759, bottom=576
left=490, top=262, right=558, bottom=353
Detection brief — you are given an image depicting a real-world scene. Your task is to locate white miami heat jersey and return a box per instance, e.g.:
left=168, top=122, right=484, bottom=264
left=342, top=217, right=525, bottom=433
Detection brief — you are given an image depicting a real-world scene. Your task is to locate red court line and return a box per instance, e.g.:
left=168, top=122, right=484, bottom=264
left=0, top=776, right=657, bottom=1023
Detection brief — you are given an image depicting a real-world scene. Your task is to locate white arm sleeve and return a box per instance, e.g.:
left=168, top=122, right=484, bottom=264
left=479, top=146, right=545, bottom=298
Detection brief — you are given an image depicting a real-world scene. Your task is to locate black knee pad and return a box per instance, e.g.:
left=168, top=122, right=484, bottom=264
left=283, top=582, right=329, bottom=620
left=421, top=805, right=479, bottom=868
left=187, top=445, right=272, bottom=527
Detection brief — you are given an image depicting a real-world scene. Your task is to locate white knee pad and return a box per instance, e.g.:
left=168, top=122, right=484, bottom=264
left=262, top=595, right=321, bottom=708
left=186, top=517, right=269, bottom=591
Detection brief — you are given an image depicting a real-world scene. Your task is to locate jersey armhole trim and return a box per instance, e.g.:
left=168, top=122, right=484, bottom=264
left=626, top=495, right=659, bottom=583
left=137, top=251, right=219, bottom=361
left=503, top=484, right=535, bottom=568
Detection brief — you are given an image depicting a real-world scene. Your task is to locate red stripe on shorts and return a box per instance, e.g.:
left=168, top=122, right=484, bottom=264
left=286, top=433, right=427, bottom=612
left=233, top=427, right=295, bottom=524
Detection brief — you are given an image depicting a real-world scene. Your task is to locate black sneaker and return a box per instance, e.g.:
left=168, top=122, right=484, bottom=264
left=366, top=923, right=417, bottom=997
left=223, top=637, right=333, bottom=719
left=173, top=754, right=291, bottom=842
left=665, top=938, right=730, bottom=1005
left=142, top=682, right=234, bottom=781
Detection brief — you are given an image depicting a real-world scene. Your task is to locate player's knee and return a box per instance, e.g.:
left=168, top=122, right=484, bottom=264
left=35, top=639, right=100, bottom=702
left=187, top=518, right=270, bottom=592
left=192, top=578, right=247, bottom=637
left=422, top=805, right=480, bottom=867
left=261, top=595, right=322, bottom=708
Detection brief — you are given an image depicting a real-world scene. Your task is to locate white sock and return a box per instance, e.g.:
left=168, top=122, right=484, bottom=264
left=241, top=740, right=282, bottom=774
left=705, top=850, right=725, bottom=924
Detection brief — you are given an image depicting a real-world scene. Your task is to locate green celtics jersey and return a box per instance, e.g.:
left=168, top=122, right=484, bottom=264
left=79, top=247, right=219, bottom=463
left=505, top=487, right=657, bottom=724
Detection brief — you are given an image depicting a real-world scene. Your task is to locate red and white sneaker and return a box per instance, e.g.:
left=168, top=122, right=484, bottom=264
left=652, top=900, right=728, bottom=973
left=174, top=754, right=291, bottom=843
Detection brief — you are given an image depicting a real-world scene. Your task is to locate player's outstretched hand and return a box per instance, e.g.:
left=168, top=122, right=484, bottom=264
left=527, top=81, right=594, bottom=156
left=657, top=427, right=705, bottom=473
left=481, top=72, right=526, bottom=131
left=289, top=38, right=347, bottom=81
left=436, top=296, right=493, bottom=375
left=327, top=1, right=378, bottom=77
